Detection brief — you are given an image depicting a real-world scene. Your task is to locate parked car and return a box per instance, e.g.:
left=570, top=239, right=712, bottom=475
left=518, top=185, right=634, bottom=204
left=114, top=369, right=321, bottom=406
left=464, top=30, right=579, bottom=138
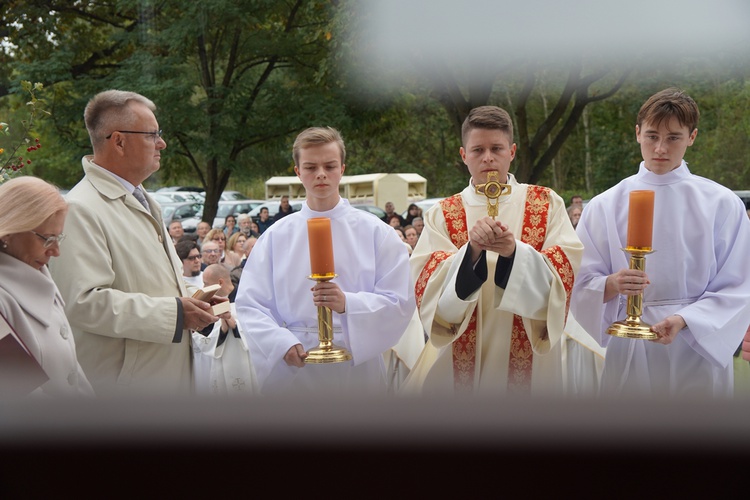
left=247, top=199, right=305, bottom=223
left=161, top=201, right=203, bottom=227
left=212, top=199, right=266, bottom=229
left=203, top=190, right=251, bottom=201
left=352, top=204, right=387, bottom=220
left=401, top=197, right=444, bottom=219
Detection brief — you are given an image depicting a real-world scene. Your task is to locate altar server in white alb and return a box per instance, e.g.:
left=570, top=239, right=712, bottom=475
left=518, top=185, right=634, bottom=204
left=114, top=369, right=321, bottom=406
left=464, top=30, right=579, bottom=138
left=192, top=264, right=259, bottom=397
left=235, top=126, right=415, bottom=395
left=572, top=87, right=750, bottom=398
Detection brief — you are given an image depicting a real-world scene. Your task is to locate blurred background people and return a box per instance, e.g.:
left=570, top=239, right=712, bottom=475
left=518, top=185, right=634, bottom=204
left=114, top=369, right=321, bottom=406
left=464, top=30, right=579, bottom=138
left=0, top=176, right=94, bottom=398
left=567, top=205, right=582, bottom=229
left=201, top=240, right=222, bottom=269
left=168, top=220, right=184, bottom=244
left=256, top=207, right=273, bottom=234
left=196, top=221, right=211, bottom=246
left=272, top=195, right=295, bottom=222
left=176, top=239, right=203, bottom=287
left=403, top=203, right=422, bottom=226
left=223, top=214, right=239, bottom=238
left=238, top=213, right=259, bottom=238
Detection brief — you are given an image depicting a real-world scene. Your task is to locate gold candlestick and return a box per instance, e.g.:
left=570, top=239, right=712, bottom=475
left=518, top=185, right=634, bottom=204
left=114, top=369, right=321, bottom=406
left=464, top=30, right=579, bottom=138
left=606, top=246, right=657, bottom=340
left=305, top=272, right=353, bottom=364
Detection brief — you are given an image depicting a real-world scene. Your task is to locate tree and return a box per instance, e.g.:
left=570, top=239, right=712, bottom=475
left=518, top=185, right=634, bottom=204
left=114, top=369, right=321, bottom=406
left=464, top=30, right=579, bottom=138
left=6, top=0, right=346, bottom=224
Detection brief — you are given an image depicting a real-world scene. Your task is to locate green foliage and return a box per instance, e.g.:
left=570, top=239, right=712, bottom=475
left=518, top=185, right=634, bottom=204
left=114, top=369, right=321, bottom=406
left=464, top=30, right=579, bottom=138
left=3, top=0, right=750, bottom=207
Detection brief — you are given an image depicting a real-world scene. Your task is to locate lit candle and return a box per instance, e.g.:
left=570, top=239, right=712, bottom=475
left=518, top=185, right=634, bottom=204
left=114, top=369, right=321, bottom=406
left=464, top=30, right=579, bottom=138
left=626, top=190, right=655, bottom=249
left=307, top=217, right=335, bottom=276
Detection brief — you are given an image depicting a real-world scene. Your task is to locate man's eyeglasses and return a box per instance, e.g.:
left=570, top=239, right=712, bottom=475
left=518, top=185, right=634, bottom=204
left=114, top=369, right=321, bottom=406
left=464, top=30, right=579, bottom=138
left=30, top=231, right=66, bottom=248
left=203, top=249, right=221, bottom=254
left=185, top=254, right=202, bottom=261
left=105, top=130, right=163, bottom=144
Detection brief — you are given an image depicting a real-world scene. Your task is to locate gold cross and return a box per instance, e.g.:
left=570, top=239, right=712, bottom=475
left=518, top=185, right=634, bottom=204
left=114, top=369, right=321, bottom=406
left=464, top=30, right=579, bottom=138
left=474, top=171, right=511, bottom=219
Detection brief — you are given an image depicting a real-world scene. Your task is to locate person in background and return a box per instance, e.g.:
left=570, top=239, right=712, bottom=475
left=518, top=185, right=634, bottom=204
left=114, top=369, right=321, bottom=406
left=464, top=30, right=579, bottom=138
left=572, top=88, right=750, bottom=399
left=403, top=105, right=582, bottom=398
left=201, top=239, right=221, bottom=269
left=235, top=126, right=415, bottom=396
left=256, top=207, right=273, bottom=234
left=569, top=195, right=583, bottom=210
left=205, top=228, right=240, bottom=268
left=411, top=216, right=424, bottom=236
left=175, top=239, right=203, bottom=287
left=567, top=205, right=582, bottom=229
left=404, top=224, right=419, bottom=250
left=381, top=201, right=405, bottom=227
left=168, top=220, right=184, bottom=245
left=387, top=214, right=402, bottom=229
left=249, top=220, right=261, bottom=237
left=48, top=89, right=219, bottom=396
left=0, top=176, right=94, bottom=398
left=272, top=195, right=295, bottom=222
left=226, top=232, right=246, bottom=267
left=393, top=226, right=413, bottom=256
left=192, top=264, right=259, bottom=397
left=238, top=213, right=259, bottom=238
left=403, top=203, right=422, bottom=226
left=223, top=214, right=239, bottom=238
left=196, top=221, right=211, bottom=246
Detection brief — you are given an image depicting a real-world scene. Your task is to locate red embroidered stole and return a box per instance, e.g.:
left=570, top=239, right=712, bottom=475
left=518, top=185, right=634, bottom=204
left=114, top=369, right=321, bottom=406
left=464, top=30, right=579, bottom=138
left=414, top=185, right=574, bottom=394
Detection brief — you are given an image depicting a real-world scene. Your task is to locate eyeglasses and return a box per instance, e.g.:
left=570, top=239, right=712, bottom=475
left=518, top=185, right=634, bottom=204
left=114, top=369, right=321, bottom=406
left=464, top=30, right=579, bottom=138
left=185, top=254, right=202, bottom=261
left=105, top=130, right=163, bottom=144
left=30, top=231, right=66, bottom=248
left=212, top=236, right=226, bottom=241
left=203, top=249, right=221, bottom=254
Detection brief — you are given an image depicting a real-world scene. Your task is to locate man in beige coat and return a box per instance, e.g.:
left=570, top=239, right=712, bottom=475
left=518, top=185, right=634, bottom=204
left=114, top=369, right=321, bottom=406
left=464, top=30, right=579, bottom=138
left=49, top=90, right=219, bottom=396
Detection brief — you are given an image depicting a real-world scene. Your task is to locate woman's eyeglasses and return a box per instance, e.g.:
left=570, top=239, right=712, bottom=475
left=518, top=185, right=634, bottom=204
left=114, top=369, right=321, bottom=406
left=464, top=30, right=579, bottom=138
left=30, top=231, right=66, bottom=248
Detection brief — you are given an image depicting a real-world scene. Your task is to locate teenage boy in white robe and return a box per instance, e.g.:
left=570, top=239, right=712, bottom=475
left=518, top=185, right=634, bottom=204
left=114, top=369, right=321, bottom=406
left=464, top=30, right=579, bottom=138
left=572, top=87, right=750, bottom=398
left=235, top=127, right=415, bottom=396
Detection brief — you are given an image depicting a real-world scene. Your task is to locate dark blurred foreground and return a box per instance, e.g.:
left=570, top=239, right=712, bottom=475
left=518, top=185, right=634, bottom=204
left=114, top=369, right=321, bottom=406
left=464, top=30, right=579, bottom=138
left=2, top=394, right=749, bottom=495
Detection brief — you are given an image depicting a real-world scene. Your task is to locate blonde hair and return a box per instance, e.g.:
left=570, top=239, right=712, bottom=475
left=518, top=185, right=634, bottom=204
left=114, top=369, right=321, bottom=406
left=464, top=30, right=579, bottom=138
left=84, top=89, right=157, bottom=149
left=292, top=126, right=346, bottom=166
left=205, top=228, right=227, bottom=247
left=0, top=176, right=67, bottom=240
left=227, top=231, right=246, bottom=253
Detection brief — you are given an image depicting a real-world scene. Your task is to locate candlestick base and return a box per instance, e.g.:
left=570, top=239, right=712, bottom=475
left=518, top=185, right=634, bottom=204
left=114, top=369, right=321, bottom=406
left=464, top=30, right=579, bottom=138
left=305, top=344, right=353, bottom=364
left=607, top=317, right=657, bottom=340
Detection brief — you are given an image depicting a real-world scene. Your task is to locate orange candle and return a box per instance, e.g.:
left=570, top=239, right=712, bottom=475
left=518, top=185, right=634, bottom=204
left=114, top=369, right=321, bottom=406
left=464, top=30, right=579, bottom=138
left=626, top=190, right=655, bottom=248
left=307, top=217, right=335, bottom=275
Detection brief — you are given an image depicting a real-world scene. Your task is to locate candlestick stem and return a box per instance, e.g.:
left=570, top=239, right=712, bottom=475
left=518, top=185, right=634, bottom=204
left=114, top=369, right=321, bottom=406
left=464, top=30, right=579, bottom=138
left=606, top=247, right=657, bottom=340
left=306, top=273, right=353, bottom=364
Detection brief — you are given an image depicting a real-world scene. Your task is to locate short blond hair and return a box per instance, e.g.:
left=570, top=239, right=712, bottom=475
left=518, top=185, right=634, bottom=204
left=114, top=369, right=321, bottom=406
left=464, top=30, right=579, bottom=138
left=292, top=126, right=346, bottom=166
left=0, top=176, right=67, bottom=240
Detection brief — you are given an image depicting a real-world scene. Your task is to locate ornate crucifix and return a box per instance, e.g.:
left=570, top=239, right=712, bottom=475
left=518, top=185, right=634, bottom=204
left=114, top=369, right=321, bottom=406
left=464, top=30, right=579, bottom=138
left=474, top=171, right=511, bottom=219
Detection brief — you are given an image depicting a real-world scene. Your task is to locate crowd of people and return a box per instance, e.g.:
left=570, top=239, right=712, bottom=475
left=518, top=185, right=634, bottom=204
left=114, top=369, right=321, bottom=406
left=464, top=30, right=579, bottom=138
left=2, top=87, right=750, bottom=404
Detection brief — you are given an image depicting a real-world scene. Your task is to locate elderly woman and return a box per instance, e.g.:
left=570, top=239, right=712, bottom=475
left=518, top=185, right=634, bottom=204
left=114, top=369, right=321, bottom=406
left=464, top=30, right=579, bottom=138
left=0, top=177, right=94, bottom=398
left=206, top=228, right=241, bottom=268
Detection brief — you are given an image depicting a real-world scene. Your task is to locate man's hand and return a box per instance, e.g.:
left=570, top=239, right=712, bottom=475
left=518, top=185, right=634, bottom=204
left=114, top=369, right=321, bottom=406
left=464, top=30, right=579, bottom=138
left=284, top=343, right=308, bottom=367
left=179, top=297, right=218, bottom=331
left=468, top=216, right=515, bottom=262
left=650, top=315, right=686, bottom=345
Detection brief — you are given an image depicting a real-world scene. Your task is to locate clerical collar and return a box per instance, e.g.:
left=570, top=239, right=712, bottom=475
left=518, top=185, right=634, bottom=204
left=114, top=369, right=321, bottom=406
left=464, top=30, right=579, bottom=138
left=637, top=161, right=692, bottom=186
